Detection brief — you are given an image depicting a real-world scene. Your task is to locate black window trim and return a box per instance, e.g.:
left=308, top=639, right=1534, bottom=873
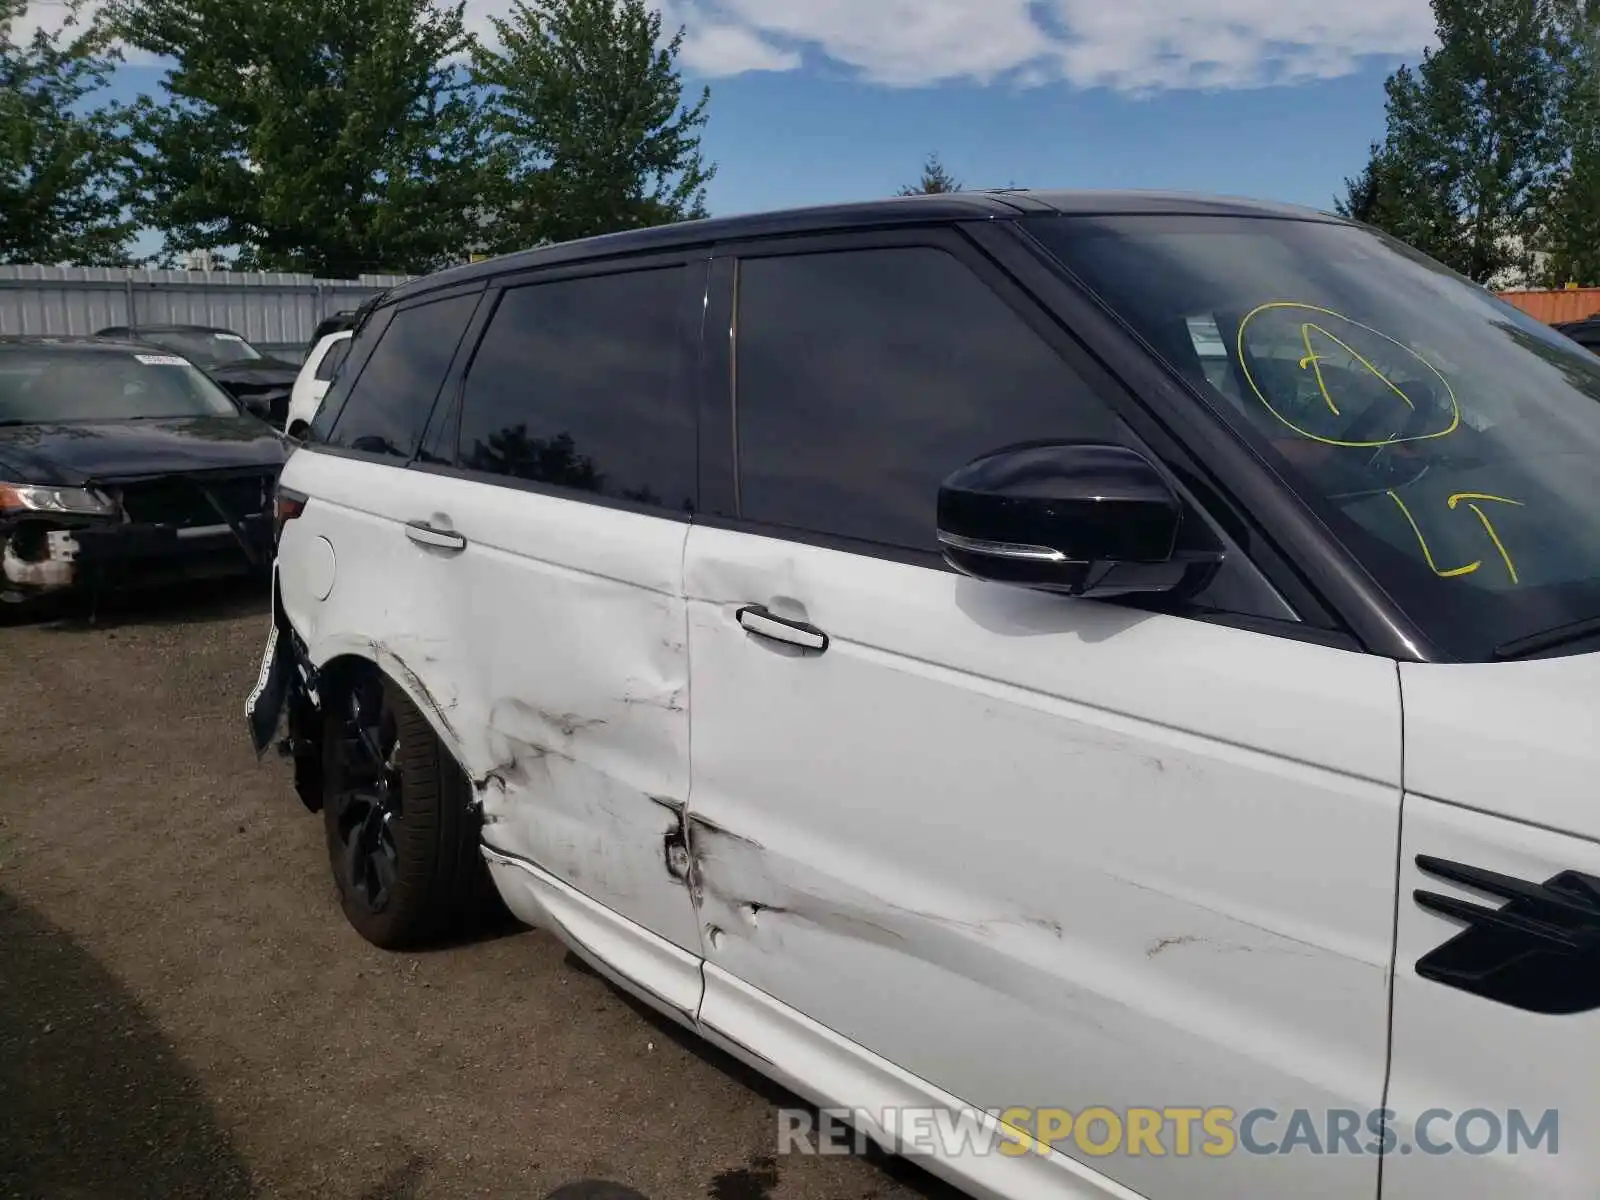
left=312, top=280, right=488, bottom=469
left=405, top=250, right=710, bottom=524
left=414, top=285, right=500, bottom=468
left=702, top=222, right=1337, bottom=645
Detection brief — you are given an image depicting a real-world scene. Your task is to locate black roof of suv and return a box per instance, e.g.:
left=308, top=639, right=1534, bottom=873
left=383, top=189, right=1343, bottom=306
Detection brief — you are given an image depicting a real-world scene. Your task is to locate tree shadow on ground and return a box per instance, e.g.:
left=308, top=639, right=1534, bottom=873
left=0, top=887, right=256, bottom=1199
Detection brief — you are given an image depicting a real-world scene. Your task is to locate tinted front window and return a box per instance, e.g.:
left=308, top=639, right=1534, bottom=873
left=326, top=295, right=477, bottom=460
left=1034, top=215, right=1600, bottom=660
left=455, top=268, right=693, bottom=511
left=735, top=247, right=1125, bottom=551
left=0, top=349, right=240, bottom=422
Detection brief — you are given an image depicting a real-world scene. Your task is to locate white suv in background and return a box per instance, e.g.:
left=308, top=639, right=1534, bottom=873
left=284, top=329, right=352, bottom=438
left=247, top=190, right=1600, bottom=1200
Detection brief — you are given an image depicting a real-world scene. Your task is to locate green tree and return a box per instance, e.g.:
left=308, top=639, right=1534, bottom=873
left=0, top=0, right=134, bottom=265
left=111, top=0, right=493, bottom=275
left=1536, top=1, right=1600, bottom=285
left=1348, top=0, right=1562, bottom=283
left=471, top=0, right=714, bottom=253
left=1335, top=143, right=1395, bottom=224
left=899, top=152, right=962, bottom=196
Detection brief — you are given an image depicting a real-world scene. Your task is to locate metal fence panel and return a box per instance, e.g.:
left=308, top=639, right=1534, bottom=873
left=0, top=266, right=413, bottom=355
left=1496, top=288, right=1600, bottom=326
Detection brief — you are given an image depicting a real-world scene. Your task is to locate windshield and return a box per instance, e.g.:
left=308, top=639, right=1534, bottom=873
left=138, top=329, right=263, bottom=365
left=1032, top=214, right=1600, bottom=661
left=0, top=349, right=244, bottom=423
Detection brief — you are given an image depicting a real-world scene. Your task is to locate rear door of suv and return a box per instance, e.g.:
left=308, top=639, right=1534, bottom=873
left=278, top=282, right=485, bottom=711
left=681, top=225, right=1404, bottom=1199
left=404, top=253, right=710, bottom=1017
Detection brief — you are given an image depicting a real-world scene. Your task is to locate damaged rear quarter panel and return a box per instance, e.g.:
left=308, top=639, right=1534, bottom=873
left=278, top=454, right=702, bottom=975
left=276, top=454, right=477, bottom=753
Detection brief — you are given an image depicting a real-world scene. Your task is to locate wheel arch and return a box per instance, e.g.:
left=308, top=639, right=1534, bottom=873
left=306, top=643, right=474, bottom=787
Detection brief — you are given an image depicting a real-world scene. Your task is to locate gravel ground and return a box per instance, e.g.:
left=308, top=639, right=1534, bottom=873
left=0, top=582, right=958, bottom=1200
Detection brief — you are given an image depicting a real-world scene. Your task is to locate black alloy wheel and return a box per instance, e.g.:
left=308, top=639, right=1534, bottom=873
left=328, top=680, right=403, bottom=914
left=320, top=671, right=502, bottom=949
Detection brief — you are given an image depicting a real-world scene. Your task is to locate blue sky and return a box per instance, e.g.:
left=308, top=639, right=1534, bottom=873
left=74, top=0, right=1438, bottom=259
left=688, top=64, right=1400, bottom=216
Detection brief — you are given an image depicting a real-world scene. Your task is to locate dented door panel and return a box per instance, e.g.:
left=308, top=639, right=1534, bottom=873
left=683, top=526, right=1402, bottom=1200
left=485, top=846, right=705, bottom=1025
left=415, top=470, right=704, bottom=965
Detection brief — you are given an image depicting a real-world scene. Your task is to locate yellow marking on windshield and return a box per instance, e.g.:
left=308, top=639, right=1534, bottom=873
left=1237, top=302, right=1458, bottom=447
left=1387, top=491, right=1481, bottom=578
left=1297, top=323, right=1416, bottom=418
left=1446, top=492, right=1524, bottom=510
left=1386, top=491, right=1527, bottom=584
left=1240, top=303, right=1526, bottom=587
left=1448, top=493, right=1525, bottom=584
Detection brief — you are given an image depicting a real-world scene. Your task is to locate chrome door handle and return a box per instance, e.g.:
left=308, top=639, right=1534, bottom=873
left=736, top=605, right=829, bottom=653
left=405, top=520, right=466, bottom=552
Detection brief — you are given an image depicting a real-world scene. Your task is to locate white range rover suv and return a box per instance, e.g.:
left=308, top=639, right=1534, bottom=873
left=248, top=191, right=1600, bottom=1200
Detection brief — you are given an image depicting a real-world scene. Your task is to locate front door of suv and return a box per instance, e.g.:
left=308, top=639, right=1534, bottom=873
left=682, top=230, right=1403, bottom=1200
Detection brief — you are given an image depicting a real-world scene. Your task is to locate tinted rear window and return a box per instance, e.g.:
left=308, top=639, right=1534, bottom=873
left=453, top=267, right=694, bottom=512
left=325, top=295, right=478, bottom=460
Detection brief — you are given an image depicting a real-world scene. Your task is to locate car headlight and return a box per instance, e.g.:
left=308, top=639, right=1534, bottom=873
left=0, top=483, right=120, bottom=517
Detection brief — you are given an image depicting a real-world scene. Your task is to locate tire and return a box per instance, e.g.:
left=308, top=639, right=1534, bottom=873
left=321, top=671, right=494, bottom=948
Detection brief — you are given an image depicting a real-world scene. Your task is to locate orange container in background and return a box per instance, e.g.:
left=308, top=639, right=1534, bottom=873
left=1496, top=288, right=1600, bottom=325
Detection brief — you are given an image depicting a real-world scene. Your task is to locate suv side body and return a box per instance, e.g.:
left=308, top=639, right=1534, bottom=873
left=259, top=193, right=1600, bottom=1200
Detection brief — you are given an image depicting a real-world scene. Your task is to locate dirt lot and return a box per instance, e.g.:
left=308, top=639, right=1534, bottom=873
left=0, top=584, right=957, bottom=1200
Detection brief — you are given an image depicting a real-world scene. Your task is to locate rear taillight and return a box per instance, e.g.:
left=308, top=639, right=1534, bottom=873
left=273, top=486, right=307, bottom=545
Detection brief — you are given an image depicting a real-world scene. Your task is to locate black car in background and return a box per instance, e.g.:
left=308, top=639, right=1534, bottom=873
left=1555, top=315, right=1600, bottom=352
left=306, top=309, right=362, bottom=355
left=0, top=337, right=289, bottom=615
left=95, top=323, right=300, bottom=428
left=303, top=293, right=387, bottom=359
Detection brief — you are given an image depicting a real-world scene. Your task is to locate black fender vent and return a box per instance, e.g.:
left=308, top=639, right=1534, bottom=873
left=1415, top=855, right=1600, bottom=1014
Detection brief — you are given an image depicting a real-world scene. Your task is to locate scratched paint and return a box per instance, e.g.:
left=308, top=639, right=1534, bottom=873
left=274, top=448, right=704, bottom=963
left=683, top=521, right=1403, bottom=1200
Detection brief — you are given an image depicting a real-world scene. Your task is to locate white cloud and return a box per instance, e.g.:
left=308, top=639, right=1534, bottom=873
left=680, top=23, right=801, bottom=75
left=17, top=0, right=1436, bottom=95
left=1049, top=0, right=1437, bottom=92
left=666, top=0, right=1436, bottom=92
left=712, top=0, right=1055, bottom=86
left=5, top=1, right=87, bottom=49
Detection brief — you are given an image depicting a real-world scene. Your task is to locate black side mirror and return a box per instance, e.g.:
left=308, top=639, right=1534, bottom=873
left=937, top=441, right=1212, bottom=598
left=239, top=394, right=273, bottom=422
